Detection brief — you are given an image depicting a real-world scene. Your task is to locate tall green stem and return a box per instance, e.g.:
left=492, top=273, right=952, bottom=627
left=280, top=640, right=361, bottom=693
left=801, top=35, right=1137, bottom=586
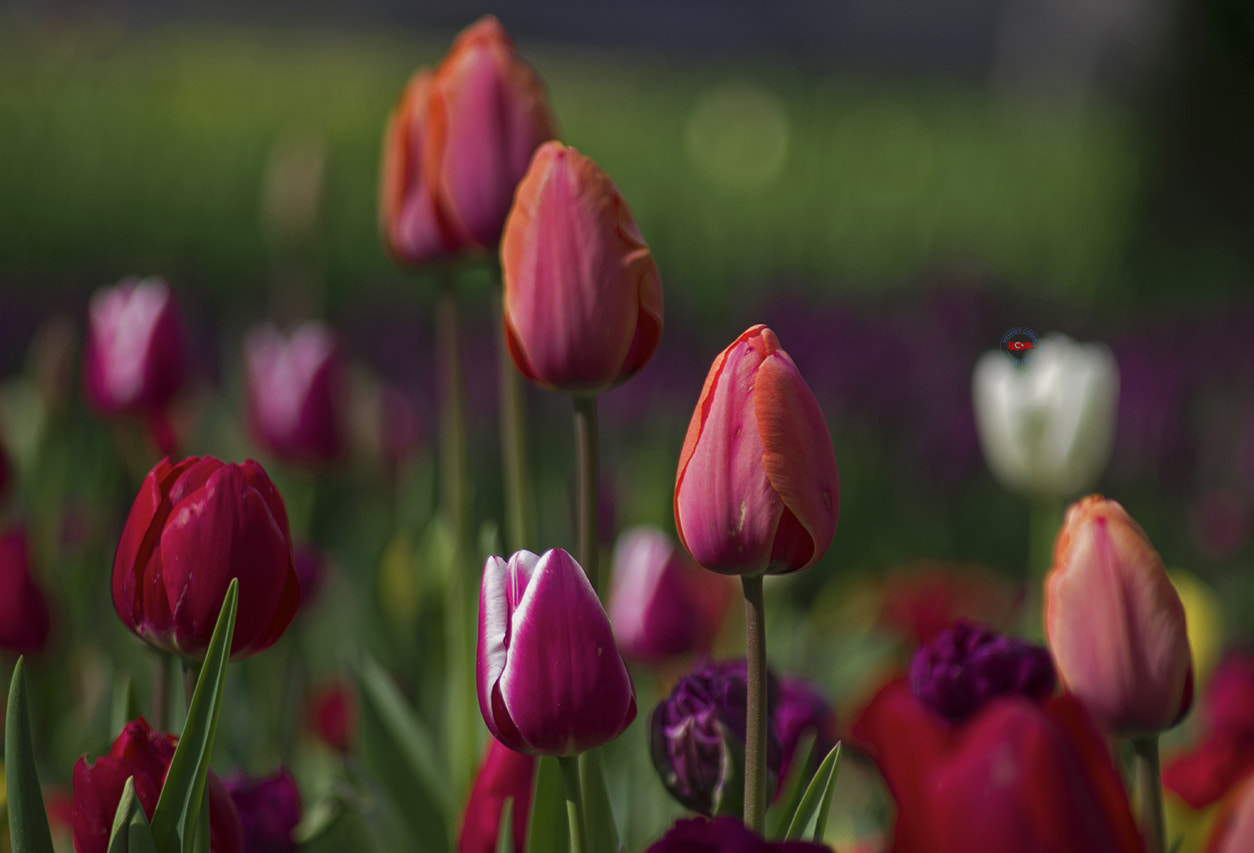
left=742, top=574, right=768, bottom=834
left=558, top=755, right=588, bottom=853
left=495, top=293, right=534, bottom=551
left=1025, top=495, right=1063, bottom=640
left=573, top=394, right=600, bottom=592
left=1133, top=736, right=1166, bottom=853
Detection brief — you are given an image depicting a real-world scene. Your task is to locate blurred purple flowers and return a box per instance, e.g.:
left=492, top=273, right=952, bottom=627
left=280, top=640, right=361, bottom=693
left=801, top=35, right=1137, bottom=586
left=223, top=768, right=302, bottom=853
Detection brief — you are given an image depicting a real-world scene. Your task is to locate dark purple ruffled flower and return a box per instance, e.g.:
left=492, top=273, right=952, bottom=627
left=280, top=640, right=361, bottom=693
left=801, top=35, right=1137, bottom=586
left=908, top=621, right=1055, bottom=725
left=774, top=676, right=837, bottom=788
left=645, top=816, right=831, bottom=852
left=223, top=768, right=302, bottom=853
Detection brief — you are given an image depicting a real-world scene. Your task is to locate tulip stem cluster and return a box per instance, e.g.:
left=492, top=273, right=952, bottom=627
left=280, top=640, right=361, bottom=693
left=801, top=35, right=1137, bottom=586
left=1132, top=736, right=1166, bottom=853
left=742, top=574, right=769, bottom=833
left=558, top=754, right=589, bottom=853
left=574, top=393, right=600, bottom=591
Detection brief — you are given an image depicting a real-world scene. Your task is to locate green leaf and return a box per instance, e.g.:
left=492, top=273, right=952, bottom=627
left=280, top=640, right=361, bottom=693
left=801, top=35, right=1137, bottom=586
left=580, top=749, right=620, bottom=853
left=150, top=580, right=238, bottom=853
left=357, top=655, right=450, bottom=852
left=784, top=742, right=841, bottom=841
left=494, top=797, right=514, bottom=853
left=526, top=757, right=568, bottom=853
left=5, top=657, right=55, bottom=853
left=106, top=776, right=158, bottom=853
left=127, top=793, right=159, bottom=853
left=766, top=731, right=816, bottom=839
left=110, top=673, right=143, bottom=738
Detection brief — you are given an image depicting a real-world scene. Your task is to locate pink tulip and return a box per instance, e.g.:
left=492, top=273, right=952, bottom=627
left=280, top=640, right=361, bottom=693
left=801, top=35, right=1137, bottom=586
left=243, top=322, right=347, bottom=467
left=83, top=277, right=187, bottom=417
left=457, top=738, right=536, bottom=853
left=0, top=525, right=52, bottom=656
left=674, top=325, right=839, bottom=576
left=477, top=549, right=636, bottom=755
left=607, top=525, right=734, bottom=663
left=1045, top=495, right=1193, bottom=735
left=501, top=141, right=663, bottom=393
left=1208, top=772, right=1254, bottom=853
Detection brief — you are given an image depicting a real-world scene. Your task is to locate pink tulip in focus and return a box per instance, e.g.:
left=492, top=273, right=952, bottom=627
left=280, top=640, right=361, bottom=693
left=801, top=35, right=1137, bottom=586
left=477, top=549, right=636, bottom=755
left=607, top=525, right=734, bottom=664
left=501, top=141, right=663, bottom=394
left=83, top=277, right=187, bottom=417
left=0, top=525, right=52, bottom=656
left=457, top=738, right=536, bottom=853
left=674, top=325, right=839, bottom=576
left=1045, top=495, right=1194, bottom=735
left=243, top=322, right=347, bottom=467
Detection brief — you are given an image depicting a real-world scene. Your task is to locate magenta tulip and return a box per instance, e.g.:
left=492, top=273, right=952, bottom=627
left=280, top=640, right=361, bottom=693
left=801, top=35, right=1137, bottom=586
left=477, top=549, right=636, bottom=755
left=223, top=768, right=302, bottom=853
left=243, top=322, right=347, bottom=467
left=83, top=276, right=187, bottom=416
left=112, top=456, right=300, bottom=660
left=457, top=738, right=536, bottom=853
left=0, top=525, right=52, bottom=656
left=1045, top=495, right=1194, bottom=735
left=501, top=141, right=663, bottom=393
left=674, top=325, right=839, bottom=576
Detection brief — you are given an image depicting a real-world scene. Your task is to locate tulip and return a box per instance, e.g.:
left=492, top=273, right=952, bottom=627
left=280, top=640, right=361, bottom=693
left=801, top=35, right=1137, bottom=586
left=1164, top=653, right=1254, bottom=809
left=72, top=718, right=244, bottom=853
left=0, top=525, right=52, bottom=656
left=1208, top=773, right=1254, bottom=853
left=1045, top=495, right=1193, bottom=735
left=972, top=333, right=1119, bottom=497
left=243, top=322, right=346, bottom=467
left=477, top=549, right=636, bottom=755
left=380, top=16, right=557, bottom=264
left=774, top=675, right=838, bottom=788
left=223, top=768, right=302, bottom=853
left=457, top=738, right=536, bottom=853
left=606, top=525, right=734, bottom=664
left=112, top=455, right=300, bottom=660
left=304, top=679, right=357, bottom=755
left=83, top=277, right=188, bottom=418
left=645, top=816, right=832, bottom=852
left=674, top=325, right=839, bottom=576
left=501, top=141, right=663, bottom=394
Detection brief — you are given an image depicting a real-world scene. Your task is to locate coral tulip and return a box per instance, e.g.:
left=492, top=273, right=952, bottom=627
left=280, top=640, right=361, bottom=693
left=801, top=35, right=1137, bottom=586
left=112, top=456, right=300, bottom=660
left=477, top=549, right=636, bottom=755
left=674, top=325, right=839, bottom=576
left=0, top=526, right=52, bottom=656
left=1045, top=495, right=1193, bottom=735
left=457, top=738, right=536, bottom=853
left=501, top=141, right=663, bottom=393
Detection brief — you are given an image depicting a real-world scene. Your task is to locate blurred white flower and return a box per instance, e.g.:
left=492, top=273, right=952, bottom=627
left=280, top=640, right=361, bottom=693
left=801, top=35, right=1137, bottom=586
left=972, top=334, right=1119, bottom=497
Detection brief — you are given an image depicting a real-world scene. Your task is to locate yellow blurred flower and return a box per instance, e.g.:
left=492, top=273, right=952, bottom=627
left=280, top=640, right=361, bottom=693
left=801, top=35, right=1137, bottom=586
left=1171, top=568, right=1224, bottom=685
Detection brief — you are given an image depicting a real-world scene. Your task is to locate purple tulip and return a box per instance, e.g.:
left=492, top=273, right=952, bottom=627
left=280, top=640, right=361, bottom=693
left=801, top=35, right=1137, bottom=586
left=223, top=768, right=302, bottom=853
left=477, top=549, right=637, bottom=755
left=908, top=621, right=1055, bottom=726
left=774, top=675, right=837, bottom=788
left=645, top=816, right=831, bottom=852
left=243, top=322, right=346, bottom=467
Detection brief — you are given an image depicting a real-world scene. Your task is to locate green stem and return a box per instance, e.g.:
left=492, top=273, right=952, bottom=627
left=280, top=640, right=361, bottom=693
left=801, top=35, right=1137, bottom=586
left=436, top=272, right=471, bottom=558
left=1133, top=736, right=1165, bottom=853
left=573, top=394, right=600, bottom=592
left=558, top=755, right=588, bottom=853
left=1025, top=496, right=1063, bottom=641
left=151, top=651, right=170, bottom=732
left=495, top=293, right=534, bottom=551
left=742, top=574, right=768, bottom=834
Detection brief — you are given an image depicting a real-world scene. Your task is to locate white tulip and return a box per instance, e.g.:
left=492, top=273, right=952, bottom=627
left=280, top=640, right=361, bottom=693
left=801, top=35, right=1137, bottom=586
left=972, top=334, right=1119, bottom=497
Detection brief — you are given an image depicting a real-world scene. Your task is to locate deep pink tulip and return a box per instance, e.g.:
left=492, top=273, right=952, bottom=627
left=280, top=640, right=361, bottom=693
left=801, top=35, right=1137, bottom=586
left=83, top=277, right=187, bottom=416
left=380, top=16, right=557, bottom=264
left=477, top=549, right=637, bottom=755
left=72, top=718, right=244, bottom=853
left=457, top=738, right=536, bottom=853
left=112, top=456, right=300, bottom=660
left=501, top=141, right=663, bottom=394
left=607, top=525, right=734, bottom=664
left=674, top=325, right=839, bottom=576
left=645, top=816, right=831, bottom=852
left=243, top=322, right=347, bottom=467
left=1045, top=495, right=1194, bottom=735
left=0, top=525, right=52, bottom=656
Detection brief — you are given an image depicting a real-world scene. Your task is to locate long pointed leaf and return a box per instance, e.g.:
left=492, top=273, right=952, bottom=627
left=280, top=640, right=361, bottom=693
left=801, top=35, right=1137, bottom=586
left=767, top=731, right=816, bottom=839
left=580, top=749, right=619, bottom=853
left=108, top=775, right=139, bottom=853
left=5, top=657, right=55, bottom=853
left=784, top=742, right=841, bottom=841
left=494, top=798, right=514, bottom=853
left=526, top=757, right=568, bottom=853
left=150, top=580, right=238, bottom=853
left=127, top=792, right=159, bottom=853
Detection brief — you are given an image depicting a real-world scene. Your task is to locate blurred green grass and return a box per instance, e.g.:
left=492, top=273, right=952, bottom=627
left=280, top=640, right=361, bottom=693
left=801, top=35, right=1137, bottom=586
left=0, top=17, right=1142, bottom=312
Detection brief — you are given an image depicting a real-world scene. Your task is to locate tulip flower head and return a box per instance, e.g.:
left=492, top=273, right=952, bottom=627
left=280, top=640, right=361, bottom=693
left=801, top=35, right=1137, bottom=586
left=112, top=456, right=300, bottom=661
left=477, top=549, right=636, bottom=755
left=458, top=738, right=536, bottom=853
left=1045, top=495, right=1193, bottom=736
left=675, top=325, right=839, bottom=576
left=972, top=333, right=1119, bottom=498
left=501, top=141, right=663, bottom=394
left=0, top=526, right=52, bottom=656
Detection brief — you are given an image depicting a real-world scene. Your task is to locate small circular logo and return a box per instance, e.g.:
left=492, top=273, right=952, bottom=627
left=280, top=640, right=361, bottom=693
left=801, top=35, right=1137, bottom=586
left=1000, top=327, right=1038, bottom=366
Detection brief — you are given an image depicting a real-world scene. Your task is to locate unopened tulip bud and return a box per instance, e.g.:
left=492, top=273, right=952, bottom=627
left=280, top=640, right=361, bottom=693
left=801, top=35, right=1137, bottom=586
left=674, top=325, right=839, bottom=576
left=477, top=549, right=636, bottom=755
left=501, top=141, right=663, bottom=393
left=1046, top=495, right=1193, bottom=735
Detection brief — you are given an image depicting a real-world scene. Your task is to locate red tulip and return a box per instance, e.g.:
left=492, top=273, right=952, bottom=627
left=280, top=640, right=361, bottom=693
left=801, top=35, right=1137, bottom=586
left=1165, top=652, right=1254, bottom=808
left=380, top=16, right=557, bottom=264
left=501, top=141, right=663, bottom=393
left=457, top=738, right=536, bottom=853
left=1045, top=495, right=1194, bottom=735
left=72, top=718, right=243, bottom=853
left=83, top=277, right=187, bottom=417
left=305, top=679, right=357, bottom=755
left=112, top=456, right=300, bottom=660
left=674, top=325, right=839, bottom=576
left=477, top=549, right=636, bottom=755
left=0, top=525, right=52, bottom=656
